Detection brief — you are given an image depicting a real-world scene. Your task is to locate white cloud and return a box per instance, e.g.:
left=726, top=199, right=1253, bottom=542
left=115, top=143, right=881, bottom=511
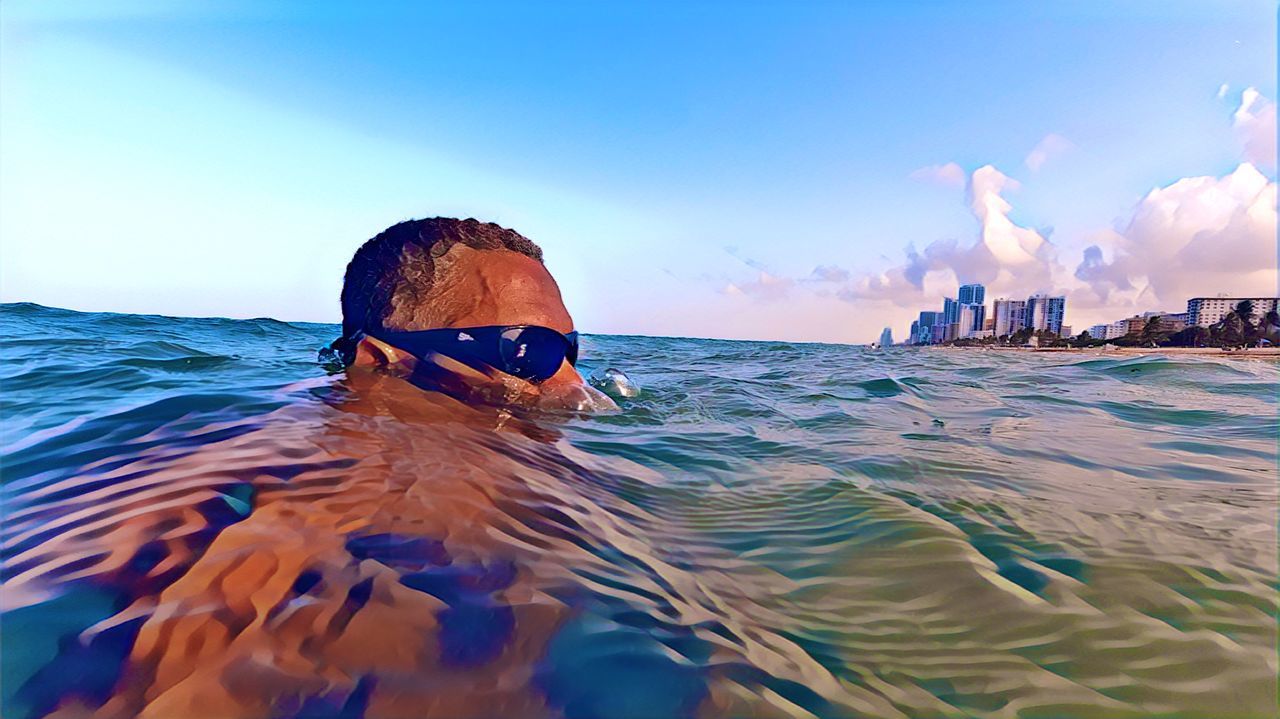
left=701, top=95, right=1277, bottom=341
left=841, top=164, right=1061, bottom=307
left=1217, top=83, right=1230, bottom=100
left=833, top=162, right=1276, bottom=335
left=908, top=162, right=966, bottom=187
left=1074, top=163, right=1277, bottom=316
left=1233, top=87, right=1276, bottom=171
left=1024, top=133, right=1074, bottom=172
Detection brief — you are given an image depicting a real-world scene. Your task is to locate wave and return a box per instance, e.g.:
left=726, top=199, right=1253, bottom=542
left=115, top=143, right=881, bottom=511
left=1, top=302, right=1276, bottom=718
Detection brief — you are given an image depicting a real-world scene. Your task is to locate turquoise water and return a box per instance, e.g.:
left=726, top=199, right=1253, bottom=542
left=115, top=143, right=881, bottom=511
left=2, top=302, right=1276, bottom=718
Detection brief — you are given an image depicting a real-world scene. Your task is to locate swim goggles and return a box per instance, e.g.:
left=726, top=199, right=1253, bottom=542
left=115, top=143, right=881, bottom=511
left=359, top=325, right=579, bottom=384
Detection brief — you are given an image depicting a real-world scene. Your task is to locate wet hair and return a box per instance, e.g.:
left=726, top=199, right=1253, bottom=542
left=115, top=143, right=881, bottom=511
left=334, top=217, right=543, bottom=361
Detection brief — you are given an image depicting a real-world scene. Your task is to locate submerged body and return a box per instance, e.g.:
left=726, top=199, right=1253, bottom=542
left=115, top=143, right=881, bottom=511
left=3, top=304, right=1278, bottom=718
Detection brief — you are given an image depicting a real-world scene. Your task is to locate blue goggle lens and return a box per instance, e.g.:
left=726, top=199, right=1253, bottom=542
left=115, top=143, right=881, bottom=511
left=499, top=326, right=573, bottom=383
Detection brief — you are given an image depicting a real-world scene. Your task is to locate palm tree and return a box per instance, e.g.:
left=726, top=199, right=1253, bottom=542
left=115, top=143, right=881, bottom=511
left=1169, top=326, right=1210, bottom=347
left=1219, top=313, right=1246, bottom=348
left=1234, top=299, right=1255, bottom=324
left=1233, top=300, right=1258, bottom=345
left=1139, top=315, right=1165, bottom=346
left=1264, top=310, right=1280, bottom=345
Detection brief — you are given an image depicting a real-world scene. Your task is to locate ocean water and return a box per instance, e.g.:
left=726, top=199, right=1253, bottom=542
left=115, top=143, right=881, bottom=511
left=1, top=301, right=1276, bottom=719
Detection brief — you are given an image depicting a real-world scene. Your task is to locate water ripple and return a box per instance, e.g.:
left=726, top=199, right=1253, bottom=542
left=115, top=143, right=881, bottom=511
left=1, top=305, right=1276, bottom=718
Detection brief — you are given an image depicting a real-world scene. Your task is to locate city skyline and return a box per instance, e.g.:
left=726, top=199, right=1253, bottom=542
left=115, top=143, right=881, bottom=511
left=904, top=281, right=1066, bottom=345
left=905, top=280, right=1279, bottom=346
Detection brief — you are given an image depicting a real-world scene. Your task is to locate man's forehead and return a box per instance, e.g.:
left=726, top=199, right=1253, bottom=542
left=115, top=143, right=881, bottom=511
left=425, top=245, right=573, bottom=331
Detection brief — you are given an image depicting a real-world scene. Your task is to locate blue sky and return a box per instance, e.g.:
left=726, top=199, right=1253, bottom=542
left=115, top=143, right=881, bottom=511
left=2, top=1, right=1274, bottom=342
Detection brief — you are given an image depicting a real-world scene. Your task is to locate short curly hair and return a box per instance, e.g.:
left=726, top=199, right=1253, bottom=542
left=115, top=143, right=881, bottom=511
left=336, top=218, right=543, bottom=358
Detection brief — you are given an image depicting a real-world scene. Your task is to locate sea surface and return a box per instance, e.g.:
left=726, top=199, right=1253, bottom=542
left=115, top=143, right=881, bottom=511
left=1, top=302, right=1276, bottom=719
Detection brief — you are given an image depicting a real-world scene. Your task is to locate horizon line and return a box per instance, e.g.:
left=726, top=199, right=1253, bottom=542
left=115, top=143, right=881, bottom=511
left=0, top=300, right=868, bottom=349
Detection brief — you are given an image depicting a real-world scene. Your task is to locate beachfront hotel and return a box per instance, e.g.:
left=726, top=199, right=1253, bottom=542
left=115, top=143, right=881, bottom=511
left=1186, top=297, right=1280, bottom=327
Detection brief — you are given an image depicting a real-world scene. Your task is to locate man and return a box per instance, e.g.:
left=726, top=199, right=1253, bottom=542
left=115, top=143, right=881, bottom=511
left=331, top=217, right=612, bottom=412
left=9, top=218, right=657, bottom=719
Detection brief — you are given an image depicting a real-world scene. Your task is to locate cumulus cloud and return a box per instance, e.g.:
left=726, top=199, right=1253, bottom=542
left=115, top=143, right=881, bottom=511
left=1233, top=87, right=1276, bottom=171
left=833, top=159, right=1276, bottom=335
left=1024, top=133, right=1074, bottom=172
left=1074, top=162, right=1277, bottom=312
left=908, top=162, right=966, bottom=187
left=840, top=164, right=1061, bottom=306
left=711, top=93, right=1277, bottom=341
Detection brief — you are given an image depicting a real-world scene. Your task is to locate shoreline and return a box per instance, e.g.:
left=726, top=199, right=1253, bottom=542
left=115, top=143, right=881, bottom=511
left=924, top=345, right=1280, bottom=359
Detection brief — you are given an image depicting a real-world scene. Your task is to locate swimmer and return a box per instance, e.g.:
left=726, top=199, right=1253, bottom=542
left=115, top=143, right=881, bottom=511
left=5, top=218, right=642, bottom=719
left=331, top=218, right=615, bottom=413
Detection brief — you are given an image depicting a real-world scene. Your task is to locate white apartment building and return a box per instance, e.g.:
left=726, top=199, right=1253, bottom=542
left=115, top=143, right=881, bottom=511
left=957, top=304, right=982, bottom=339
left=993, top=299, right=1027, bottom=337
left=1026, top=295, right=1066, bottom=335
left=1186, top=297, right=1280, bottom=327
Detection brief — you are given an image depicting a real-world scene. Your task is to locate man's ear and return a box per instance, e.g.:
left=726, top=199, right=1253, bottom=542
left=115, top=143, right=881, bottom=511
left=352, top=335, right=418, bottom=376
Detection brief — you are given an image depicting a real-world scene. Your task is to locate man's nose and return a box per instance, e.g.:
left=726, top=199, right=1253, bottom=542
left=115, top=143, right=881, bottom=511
left=534, top=361, right=618, bottom=412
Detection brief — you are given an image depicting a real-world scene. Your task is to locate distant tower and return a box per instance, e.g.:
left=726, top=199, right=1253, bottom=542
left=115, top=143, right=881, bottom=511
left=943, top=297, right=960, bottom=325
left=878, top=327, right=894, bottom=347
left=918, top=311, right=940, bottom=344
left=958, top=283, right=986, bottom=306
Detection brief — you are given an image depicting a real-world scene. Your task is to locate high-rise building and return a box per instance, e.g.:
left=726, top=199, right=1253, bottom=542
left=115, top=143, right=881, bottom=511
left=957, top=304, right=984, bottom=339
left=942, top=297, right=960, bottom=326
left=908, top=320, right=920, bottom=345
left=918, top=311, right=941, bottom=345
left=1026, top=295, right=1066, bottom=335
left=1047, top=297, right=1066, bottom=335
left=1026, top=295, right=1046, bottom=330
left=1087, top=324, right=1108, bottom=339
left=930, top=312, right=948, bottom=344
left=958, top=283, right=986, bottom=306
left=878, top=327, right=894, bottom=347
left=969, top=303, right=986, bottom=335
left=1186, top=297, right=1280, bottom=327
left=992, top=298, right=1027, bottom=337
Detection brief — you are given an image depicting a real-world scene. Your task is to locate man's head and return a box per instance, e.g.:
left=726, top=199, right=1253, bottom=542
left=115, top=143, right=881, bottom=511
left=337, top=218, right=600, bottom=408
